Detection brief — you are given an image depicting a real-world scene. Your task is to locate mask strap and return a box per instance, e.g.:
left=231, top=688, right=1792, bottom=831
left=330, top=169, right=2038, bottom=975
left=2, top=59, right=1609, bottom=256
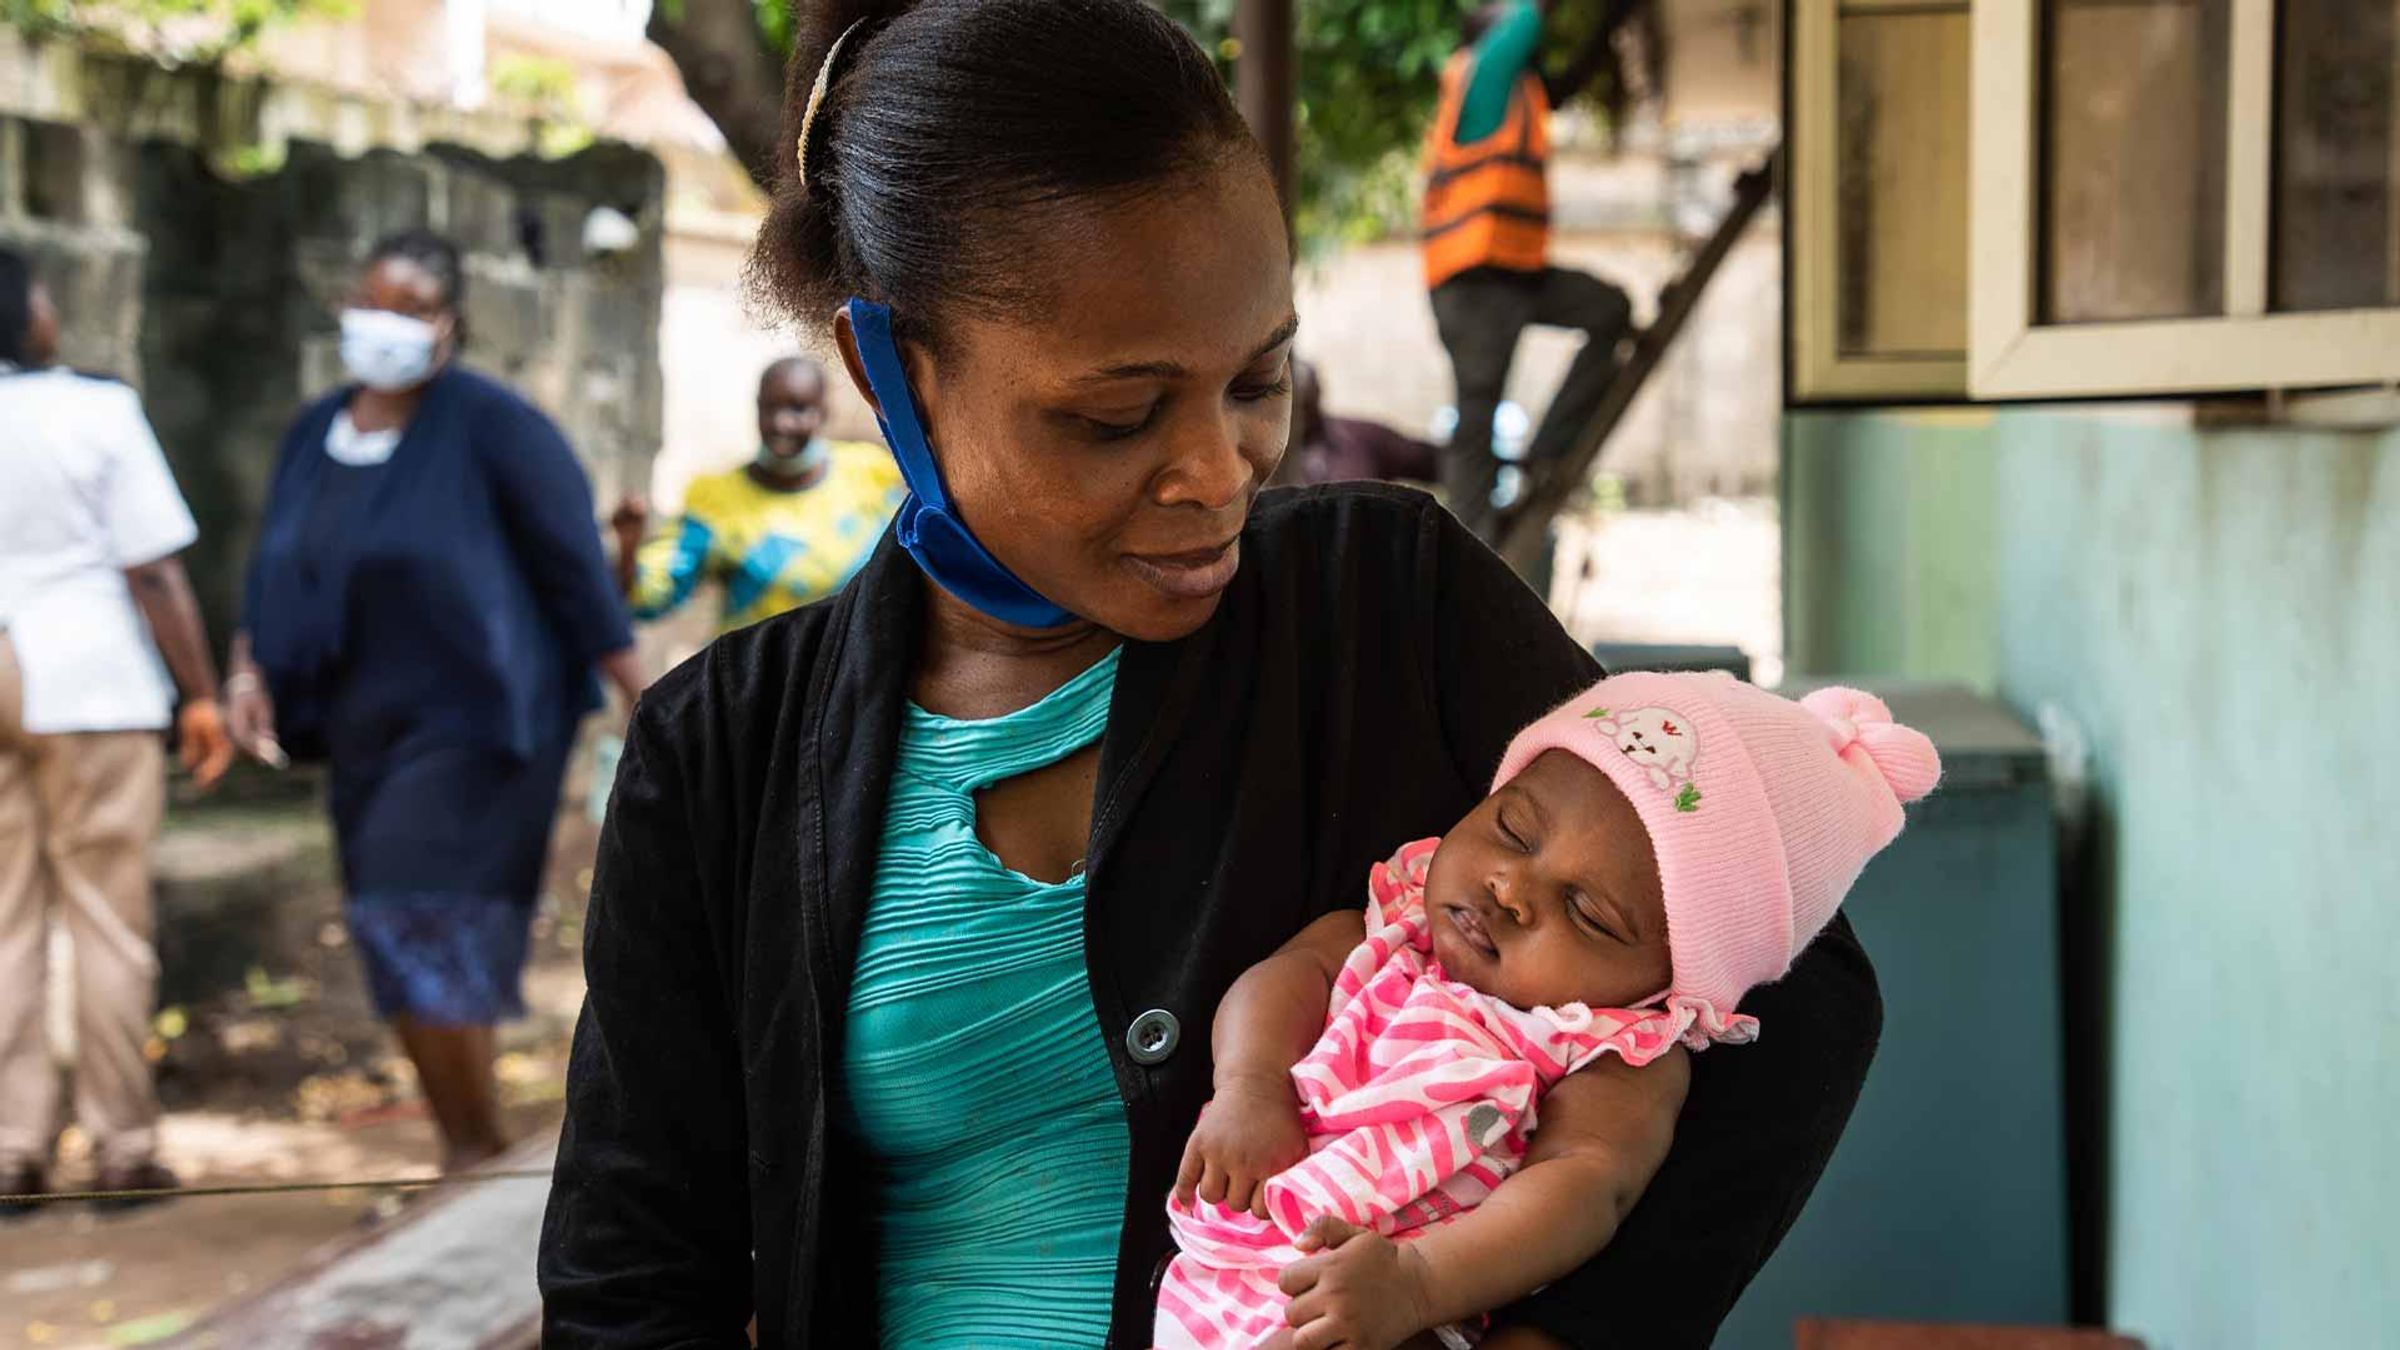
left=849, top=299, right=949, bottom=512
left=845, top=298, right=1074, bottom=629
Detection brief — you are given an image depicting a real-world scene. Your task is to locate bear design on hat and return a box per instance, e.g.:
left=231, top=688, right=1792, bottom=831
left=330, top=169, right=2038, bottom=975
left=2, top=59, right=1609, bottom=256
left=1585, top=705, right=1702, bottom=813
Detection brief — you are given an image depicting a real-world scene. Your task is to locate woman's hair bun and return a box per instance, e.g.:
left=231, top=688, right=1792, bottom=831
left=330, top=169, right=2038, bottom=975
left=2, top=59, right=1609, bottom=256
left=749, top=0, right=1258, bottom=346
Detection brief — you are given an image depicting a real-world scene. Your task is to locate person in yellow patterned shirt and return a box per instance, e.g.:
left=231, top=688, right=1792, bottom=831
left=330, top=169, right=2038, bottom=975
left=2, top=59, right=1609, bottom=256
left=611, top=358, right=904, bottom=633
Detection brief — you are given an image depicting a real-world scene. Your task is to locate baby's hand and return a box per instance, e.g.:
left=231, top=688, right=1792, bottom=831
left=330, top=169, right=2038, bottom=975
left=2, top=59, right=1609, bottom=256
left=1276, top=1216, right=1437, bottom=1350
left=1174, top=1072, right=1308, bottom=1218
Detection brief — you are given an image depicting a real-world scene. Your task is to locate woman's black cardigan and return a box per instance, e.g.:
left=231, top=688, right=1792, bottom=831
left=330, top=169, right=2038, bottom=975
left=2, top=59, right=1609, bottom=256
left=539, top=484, right=1881, bottom=1348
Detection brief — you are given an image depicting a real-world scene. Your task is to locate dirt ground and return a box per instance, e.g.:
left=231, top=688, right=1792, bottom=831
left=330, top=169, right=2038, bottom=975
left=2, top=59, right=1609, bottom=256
left=0, top=757, right=605, bottom=1349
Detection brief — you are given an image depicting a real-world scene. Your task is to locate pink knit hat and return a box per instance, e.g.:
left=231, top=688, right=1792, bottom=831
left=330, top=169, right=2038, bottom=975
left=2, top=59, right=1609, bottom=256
left=1494, top=671, right=1940, bottom=1046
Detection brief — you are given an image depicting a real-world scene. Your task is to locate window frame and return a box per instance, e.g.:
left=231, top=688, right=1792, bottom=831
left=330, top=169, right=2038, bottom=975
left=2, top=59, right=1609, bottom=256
left=1787, top=0, right=1974, bottom=404
left=1969, top=0, right=2400, bottom=398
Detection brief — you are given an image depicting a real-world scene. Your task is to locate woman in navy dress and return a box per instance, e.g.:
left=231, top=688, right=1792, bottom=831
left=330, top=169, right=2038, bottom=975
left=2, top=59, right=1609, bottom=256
left=224, top=231, right=643, bottom=1171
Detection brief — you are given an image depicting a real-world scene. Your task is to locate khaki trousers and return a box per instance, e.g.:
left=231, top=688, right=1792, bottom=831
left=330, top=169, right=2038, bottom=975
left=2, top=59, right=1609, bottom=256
left=0, top=634, right=165, bottom=1170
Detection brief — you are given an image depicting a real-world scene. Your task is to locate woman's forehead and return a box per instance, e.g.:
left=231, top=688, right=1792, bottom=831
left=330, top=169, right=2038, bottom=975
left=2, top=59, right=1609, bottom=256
left=358, top=258, right=446, bottom=308
left=965, top=160, right=1294, bottom=382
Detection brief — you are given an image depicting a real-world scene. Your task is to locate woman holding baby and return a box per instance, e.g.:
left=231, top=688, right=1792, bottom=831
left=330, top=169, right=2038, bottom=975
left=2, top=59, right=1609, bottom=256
left=539, top=2, right=1897, bottom=1346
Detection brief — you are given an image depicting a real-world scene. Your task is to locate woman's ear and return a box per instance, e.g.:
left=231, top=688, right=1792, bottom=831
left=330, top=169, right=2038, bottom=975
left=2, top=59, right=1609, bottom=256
left=830, top=303, right=883, bottom=422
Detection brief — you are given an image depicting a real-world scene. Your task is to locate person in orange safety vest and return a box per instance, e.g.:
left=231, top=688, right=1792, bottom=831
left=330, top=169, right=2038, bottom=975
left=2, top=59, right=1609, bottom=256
left=1423, top=0, right=1637, bottom=543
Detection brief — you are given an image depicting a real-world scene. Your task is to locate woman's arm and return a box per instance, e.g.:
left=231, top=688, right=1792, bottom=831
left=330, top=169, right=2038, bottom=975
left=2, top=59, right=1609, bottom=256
left=539, top=699, right=753, bottom=1347
left=1176, top=908, right=1362, bottom=1216
left=1496, top=927, right=1882, bottom=1347
left=1274, top=1052, right=1689, bottom=1349
left=478, top=395, right=640, bottom=679
left=597, top=647, right=647, bottom=711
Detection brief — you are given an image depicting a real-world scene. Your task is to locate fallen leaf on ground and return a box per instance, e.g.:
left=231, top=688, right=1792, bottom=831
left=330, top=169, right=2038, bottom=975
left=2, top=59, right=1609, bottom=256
left=293, top=1068, right=406, bottom=1124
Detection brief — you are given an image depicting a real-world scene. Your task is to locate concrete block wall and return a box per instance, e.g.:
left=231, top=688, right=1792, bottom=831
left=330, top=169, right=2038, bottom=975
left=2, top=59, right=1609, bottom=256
left=0, top=111, right=664, bottom=650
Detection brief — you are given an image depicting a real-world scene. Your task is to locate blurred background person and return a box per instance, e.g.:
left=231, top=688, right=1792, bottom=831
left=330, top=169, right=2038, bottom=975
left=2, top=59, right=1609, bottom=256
left=221, top=229, right=642, bottom=1173
left=0, top=246, right=231, bottom=1208
left=1289, top=358, right=1440, bottom=487
left=1423, top=0, right=1637, bottom=541
left=610, top=355, right=902, bottom=633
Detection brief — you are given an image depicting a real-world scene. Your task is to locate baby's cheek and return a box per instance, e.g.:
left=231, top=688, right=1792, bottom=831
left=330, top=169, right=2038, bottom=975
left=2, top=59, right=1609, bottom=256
left=1424, top=830, right=1470, bottom=895
left=1577, top=947, right=1672, bottom=1011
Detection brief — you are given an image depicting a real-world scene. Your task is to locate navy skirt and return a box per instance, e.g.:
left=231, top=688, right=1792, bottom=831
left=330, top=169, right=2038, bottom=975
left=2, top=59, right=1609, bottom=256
left=328, top=719, right=576, bottom=1025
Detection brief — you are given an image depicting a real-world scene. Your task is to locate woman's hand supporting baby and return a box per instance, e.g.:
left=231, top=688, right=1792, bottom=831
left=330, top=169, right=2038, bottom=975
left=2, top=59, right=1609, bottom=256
left=1175, top=909, right=1366, bottom=1217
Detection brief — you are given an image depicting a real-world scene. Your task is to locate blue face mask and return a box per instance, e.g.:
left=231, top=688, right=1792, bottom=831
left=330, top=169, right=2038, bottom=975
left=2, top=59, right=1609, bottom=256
left=846, top=298, right=1074, bottom=630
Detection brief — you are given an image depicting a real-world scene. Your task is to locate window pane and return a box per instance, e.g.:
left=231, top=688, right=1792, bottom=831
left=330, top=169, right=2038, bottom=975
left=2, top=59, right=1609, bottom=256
left=2275, top=0, right=2400, bottom=311
left=2042, top=0, right=2231, bottom=323
left=1836, top=5, right=1972, bottom=357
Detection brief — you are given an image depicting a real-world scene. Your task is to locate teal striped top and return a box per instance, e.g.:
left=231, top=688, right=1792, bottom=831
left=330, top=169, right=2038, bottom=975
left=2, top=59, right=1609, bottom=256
left=839, top=648, right=1131, bottom=1347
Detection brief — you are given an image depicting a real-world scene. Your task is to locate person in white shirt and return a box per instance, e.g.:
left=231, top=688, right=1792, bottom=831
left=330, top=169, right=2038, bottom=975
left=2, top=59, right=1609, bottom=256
left=0, top=247, right=232, bottom=1210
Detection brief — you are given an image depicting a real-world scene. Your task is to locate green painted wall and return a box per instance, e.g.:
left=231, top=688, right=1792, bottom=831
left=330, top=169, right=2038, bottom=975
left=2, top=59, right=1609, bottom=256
left=1784, top=407, right=2399, bottom=1350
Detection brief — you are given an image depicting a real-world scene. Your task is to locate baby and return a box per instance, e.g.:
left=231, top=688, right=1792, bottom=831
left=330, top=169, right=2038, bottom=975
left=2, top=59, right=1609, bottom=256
left=1155, top=671, right=1941, bottom=1350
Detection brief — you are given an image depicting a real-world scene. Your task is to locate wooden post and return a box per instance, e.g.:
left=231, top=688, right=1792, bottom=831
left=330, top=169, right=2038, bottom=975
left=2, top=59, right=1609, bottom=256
left=1235, top=0, right=1298, bottom=233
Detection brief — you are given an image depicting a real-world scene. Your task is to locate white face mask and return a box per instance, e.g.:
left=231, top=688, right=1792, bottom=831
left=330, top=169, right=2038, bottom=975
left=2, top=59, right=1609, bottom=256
left=339, top=308, right=443, bottom=392
left=756, top=436, right=831, bottom=482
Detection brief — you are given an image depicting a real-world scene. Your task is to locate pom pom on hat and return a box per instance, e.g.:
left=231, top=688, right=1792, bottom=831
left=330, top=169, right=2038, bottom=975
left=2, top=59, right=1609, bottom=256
left=1495, top=672, right=1939, bottom=1045
left=1799, top=687, right=1943, bottom=805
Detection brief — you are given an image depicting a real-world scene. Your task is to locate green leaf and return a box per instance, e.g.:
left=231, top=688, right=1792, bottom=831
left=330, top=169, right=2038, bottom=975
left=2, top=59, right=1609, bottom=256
left=1162, top=0, right=1484, bottom=248
left=1673, top=783, right=1702, bottom=814
left=751, top=0, right=793, bottom=58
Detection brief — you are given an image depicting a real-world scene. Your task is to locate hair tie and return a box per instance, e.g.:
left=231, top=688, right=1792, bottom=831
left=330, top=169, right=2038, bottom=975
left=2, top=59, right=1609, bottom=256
left=797, top=18, right=869, bottom=190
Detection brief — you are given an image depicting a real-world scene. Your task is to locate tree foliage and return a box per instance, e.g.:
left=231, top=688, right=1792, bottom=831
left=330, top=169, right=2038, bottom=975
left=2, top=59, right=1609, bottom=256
left=1160, top=0, right=1633, bottom=248
left=1163, top=0, right=1464, bottom=249
left=4, top=0, right=354, bottom=63
left=650, top=0, right=1634, bottom=250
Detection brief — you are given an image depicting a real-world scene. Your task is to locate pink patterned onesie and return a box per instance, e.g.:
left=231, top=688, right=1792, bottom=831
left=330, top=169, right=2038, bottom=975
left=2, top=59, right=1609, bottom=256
left=1155, top=840, right=1708, bottom=1350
